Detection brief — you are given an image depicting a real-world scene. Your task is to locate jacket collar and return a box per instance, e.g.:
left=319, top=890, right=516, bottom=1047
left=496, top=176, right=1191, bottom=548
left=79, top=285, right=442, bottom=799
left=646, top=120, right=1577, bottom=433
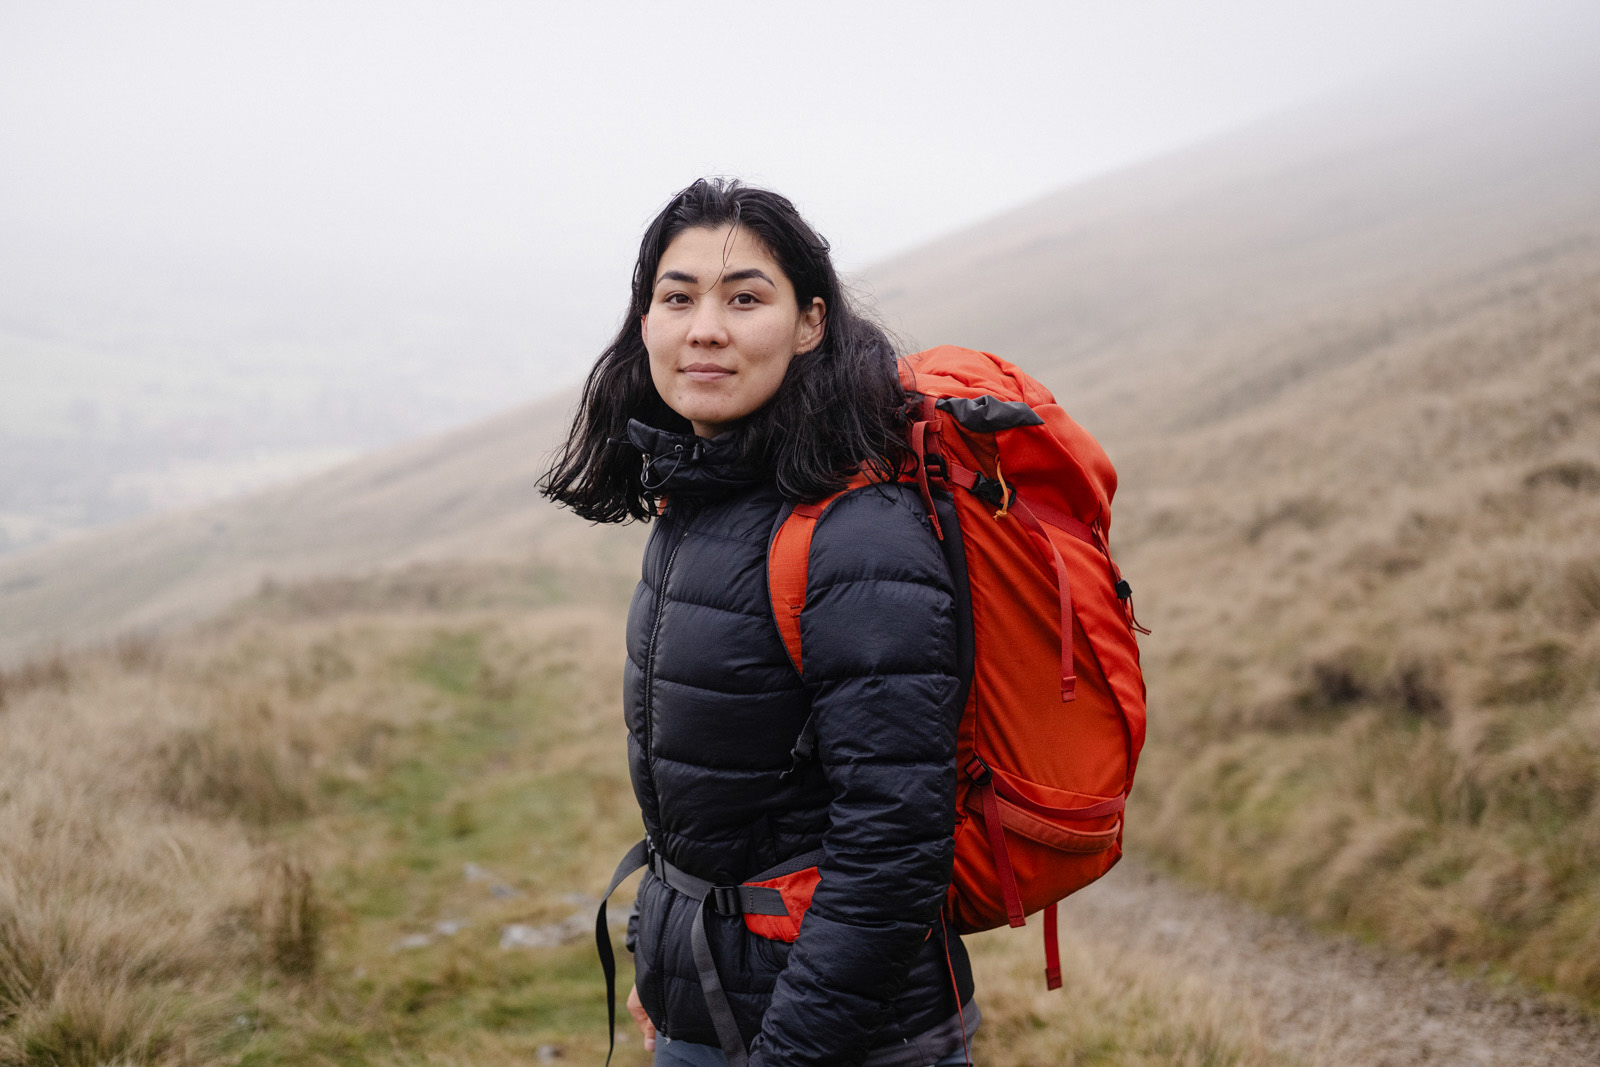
left=626, top=419, right=764, bottom=499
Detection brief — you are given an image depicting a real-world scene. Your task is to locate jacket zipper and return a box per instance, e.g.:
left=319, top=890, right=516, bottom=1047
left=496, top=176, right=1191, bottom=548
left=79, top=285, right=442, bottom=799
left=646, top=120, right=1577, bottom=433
left=643, top=519, right=690, bottom=1035
left=643, top=521, right=690, bottom=784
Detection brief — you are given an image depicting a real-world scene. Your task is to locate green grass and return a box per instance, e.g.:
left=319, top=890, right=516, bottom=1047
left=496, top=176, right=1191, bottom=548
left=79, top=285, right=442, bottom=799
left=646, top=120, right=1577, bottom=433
left=228, top=620, right=648, bottom=1066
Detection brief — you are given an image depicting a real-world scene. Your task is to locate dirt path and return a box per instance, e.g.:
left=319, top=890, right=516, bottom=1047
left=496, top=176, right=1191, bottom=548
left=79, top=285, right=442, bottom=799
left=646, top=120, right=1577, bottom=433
left=1062, top=860, right=1600, bottom=1067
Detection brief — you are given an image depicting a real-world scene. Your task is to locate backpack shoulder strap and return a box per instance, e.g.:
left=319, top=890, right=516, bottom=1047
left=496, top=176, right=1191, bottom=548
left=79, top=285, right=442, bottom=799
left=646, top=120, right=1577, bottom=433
left=767, top=479, right=870, bottom=783
left=768, top=472, right=917, bottom=781
left=768, top=470, right=905, bottom=673
left=768, top=486, right=854, bottom=676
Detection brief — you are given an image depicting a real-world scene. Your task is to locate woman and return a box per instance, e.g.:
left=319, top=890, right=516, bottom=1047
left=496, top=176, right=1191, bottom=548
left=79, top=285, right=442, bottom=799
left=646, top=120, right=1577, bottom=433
left=542, top=179, right=976, bottom=1067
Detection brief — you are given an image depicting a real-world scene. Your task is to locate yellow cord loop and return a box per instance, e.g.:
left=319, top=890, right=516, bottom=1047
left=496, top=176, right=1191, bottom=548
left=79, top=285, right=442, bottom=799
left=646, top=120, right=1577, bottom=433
left=992, top=458, right=1010, bottom=520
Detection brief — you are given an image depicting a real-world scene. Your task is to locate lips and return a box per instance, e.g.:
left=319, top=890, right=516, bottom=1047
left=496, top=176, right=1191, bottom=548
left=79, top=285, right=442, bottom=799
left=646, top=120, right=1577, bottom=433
left=682, top=362, right=734, bottom=382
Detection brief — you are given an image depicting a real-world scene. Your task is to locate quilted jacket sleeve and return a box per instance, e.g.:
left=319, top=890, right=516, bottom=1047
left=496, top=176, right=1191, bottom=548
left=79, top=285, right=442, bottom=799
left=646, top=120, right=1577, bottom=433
left=748, top=485, right=963, bottom=1067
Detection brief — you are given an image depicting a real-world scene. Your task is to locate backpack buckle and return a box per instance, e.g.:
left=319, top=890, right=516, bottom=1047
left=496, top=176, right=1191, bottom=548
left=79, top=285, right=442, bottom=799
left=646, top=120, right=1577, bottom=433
left=968, top=472, right=1016, bottom=512
left=964, top=756, right=994, bottom=786
left=778, top=740, right=811, bottom=783
left=921, top=451, right=948, bottom=482
left=710, top=885, right=742, bottom=916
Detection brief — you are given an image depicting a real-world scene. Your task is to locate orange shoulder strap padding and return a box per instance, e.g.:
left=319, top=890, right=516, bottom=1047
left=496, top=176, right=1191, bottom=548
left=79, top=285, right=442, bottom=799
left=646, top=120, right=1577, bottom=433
left=768, top=476, right=879, bottom=675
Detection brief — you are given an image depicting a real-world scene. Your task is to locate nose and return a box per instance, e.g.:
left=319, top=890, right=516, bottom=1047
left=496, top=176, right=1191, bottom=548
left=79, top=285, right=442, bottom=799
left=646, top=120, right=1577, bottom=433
left=685, top=298, right=729, bottom=348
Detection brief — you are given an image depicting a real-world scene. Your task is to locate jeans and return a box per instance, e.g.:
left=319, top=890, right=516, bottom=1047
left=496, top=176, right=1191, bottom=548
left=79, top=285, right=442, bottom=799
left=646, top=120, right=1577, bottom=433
left=653, top=1038, right=973, bottom=1066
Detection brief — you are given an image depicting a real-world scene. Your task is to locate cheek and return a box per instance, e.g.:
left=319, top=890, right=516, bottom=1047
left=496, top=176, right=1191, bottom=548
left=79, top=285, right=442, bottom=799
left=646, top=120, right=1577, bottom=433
left=750, top=352, right=797, bottom=405
left=739, top=319, right=800, bottom=400
left=642, top=318, right=673, bottom=393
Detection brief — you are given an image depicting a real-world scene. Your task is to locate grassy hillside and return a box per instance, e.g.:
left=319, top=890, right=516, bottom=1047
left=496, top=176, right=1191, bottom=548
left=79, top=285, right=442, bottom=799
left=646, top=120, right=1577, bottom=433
left=1117, top=228, right=1600, bottom=997
left=0, top=580, right=1292, bottom=1066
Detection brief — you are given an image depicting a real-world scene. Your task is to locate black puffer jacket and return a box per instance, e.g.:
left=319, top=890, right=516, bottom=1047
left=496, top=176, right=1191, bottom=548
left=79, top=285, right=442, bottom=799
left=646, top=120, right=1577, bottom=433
left=623, top=421, right=973, bottom=1066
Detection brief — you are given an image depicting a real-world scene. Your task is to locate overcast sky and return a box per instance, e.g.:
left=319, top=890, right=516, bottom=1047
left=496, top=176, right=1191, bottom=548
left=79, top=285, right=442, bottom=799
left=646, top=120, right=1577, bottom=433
left=3, top=0, right=1580, bottom=280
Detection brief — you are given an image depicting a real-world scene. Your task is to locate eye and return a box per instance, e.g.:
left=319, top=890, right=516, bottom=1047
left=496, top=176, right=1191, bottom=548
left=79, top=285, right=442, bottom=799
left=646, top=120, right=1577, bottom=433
left=731, top=292, right=759, bottom=306
left=661, top=292, right=691, bottom=306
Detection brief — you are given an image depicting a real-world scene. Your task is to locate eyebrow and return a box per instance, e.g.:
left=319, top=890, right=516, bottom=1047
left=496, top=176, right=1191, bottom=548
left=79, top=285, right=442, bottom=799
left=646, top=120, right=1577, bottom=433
left=654, top=267, right=777, bottom=287
left=722, top=268, right=776, bottom=286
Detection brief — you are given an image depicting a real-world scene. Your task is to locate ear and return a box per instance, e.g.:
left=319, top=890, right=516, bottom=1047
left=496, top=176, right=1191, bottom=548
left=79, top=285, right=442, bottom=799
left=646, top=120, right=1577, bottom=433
left=793, top=297, right=826, bottom=355
left=639, top=313, right=649, bottom=346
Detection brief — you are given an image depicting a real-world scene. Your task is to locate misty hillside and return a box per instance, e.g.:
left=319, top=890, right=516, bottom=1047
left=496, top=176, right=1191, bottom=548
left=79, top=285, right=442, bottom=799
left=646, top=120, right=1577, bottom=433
left=867, top=45, right=1600, bottom=446
left=2, top=42, right=1597, bottom=669
left=0, top=236, right=612, bottom=556
left=0, top=393, right=641, bottom=659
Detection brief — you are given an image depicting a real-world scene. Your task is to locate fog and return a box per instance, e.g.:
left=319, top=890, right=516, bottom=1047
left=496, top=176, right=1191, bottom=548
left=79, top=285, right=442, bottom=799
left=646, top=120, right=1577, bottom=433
left=0, top=0, right=1589, bottom=553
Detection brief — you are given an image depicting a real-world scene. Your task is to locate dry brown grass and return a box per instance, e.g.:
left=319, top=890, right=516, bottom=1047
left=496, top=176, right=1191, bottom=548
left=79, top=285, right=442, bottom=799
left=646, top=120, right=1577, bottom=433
left=0, top=580, right=1293, bottom=1065
left=965, top=922, right=1282, bottom=1067
left=0, top=598, right=599, bottom=1063
left=1115, top=231, right=1600, bottom=1001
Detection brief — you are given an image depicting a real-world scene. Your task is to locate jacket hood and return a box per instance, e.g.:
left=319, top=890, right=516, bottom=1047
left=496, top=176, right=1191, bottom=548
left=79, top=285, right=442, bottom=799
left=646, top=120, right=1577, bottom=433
left=626, top=418, right=765, bottom=499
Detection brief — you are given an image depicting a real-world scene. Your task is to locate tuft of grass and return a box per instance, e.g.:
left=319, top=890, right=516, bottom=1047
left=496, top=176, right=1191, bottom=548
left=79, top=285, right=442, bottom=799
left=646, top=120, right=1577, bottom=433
left=157, top=712, right=313, bottom=826
left=1557, top=558, right=1600, bottom=628
left=0, top=651, right=71, bottom=710
left=1244, top=495, right=1336, bottom=545
left=0, top=978, right=200, bottom=1067
left=257, top=856, right=322, bottom=980
left=967, top=922, right=1287, bottom=1067
left=1525, top=458, right=1600, bottom=493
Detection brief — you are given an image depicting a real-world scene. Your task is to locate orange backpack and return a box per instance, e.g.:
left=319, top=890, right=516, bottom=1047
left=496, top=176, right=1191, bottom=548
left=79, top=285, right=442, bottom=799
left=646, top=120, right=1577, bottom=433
left=767, top=345, right=1148, bottom=987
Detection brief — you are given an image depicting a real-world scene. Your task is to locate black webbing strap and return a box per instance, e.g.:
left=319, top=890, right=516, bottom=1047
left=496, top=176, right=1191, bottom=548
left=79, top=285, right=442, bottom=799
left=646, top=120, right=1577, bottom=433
left=597, top=839, right=649, bottom=1067
left=777, top=712, right=818, bottom=782
left=691, top=898, right=750, bottom=1067
left=649, top=852, right=794, bottom=918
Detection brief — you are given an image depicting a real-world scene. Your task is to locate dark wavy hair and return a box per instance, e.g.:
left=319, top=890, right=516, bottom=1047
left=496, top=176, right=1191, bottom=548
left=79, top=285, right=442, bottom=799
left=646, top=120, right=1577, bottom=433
left=539, top=178, right=911, bottom=523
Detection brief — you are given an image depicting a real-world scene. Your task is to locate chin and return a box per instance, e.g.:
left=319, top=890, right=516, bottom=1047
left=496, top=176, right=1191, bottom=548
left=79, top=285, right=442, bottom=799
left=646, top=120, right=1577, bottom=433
left=681, top=405, right=741, bottom=429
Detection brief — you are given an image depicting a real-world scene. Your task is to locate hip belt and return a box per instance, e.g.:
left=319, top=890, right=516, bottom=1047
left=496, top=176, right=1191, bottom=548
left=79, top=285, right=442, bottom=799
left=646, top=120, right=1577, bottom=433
left=597, top=839, right=825, bottom=1067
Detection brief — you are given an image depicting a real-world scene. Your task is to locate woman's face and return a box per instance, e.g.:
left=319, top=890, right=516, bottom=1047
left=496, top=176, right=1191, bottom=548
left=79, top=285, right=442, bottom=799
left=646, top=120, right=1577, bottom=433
left=642, top=224, right=824, bottom=438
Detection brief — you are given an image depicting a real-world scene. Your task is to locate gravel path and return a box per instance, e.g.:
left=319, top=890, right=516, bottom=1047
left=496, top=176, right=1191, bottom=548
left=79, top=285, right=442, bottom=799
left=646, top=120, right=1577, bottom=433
left=1062, top=860, right=1600, bottom=1067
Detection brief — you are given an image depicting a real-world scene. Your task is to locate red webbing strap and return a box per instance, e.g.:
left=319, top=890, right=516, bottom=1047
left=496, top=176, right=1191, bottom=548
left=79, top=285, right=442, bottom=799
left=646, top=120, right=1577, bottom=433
left=908, top=412, right=940, bottom=537
left=969, top=762, right=1026, bottom=928
left=940, top=912, right=973, bottom=1065
left=1009, top=496, right=1076, bottom=702
left=944, top=462, right=982, bottom=501
left=1011, top=492, right=1098, bottom=548
left=1043, top=902, right=1062, bottom=990
left=946, top=460, right=1097, bottom=548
